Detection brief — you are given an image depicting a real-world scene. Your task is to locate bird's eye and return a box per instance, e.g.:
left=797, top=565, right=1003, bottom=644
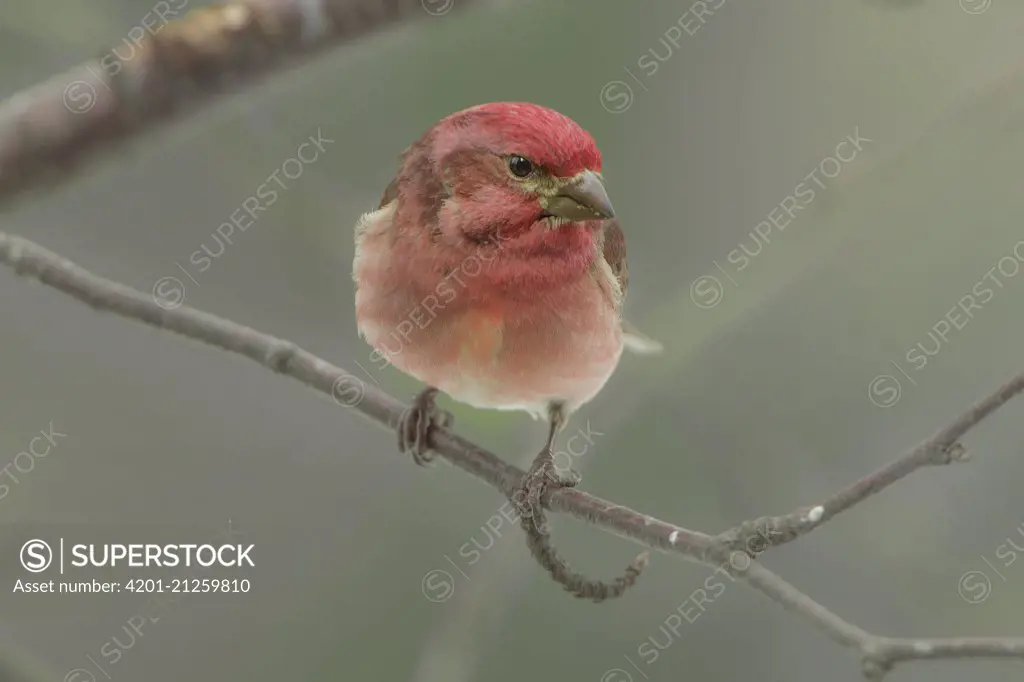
left=508, top=155, right=535, bottom=178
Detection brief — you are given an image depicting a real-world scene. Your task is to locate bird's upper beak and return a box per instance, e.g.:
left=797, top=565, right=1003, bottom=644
left=541, top=170, right=616, bottom=221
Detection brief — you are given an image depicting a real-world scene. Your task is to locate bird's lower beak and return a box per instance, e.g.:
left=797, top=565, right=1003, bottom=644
left=541, top=170, right=616, bottom=221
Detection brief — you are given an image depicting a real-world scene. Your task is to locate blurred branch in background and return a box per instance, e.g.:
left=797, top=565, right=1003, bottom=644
left=4, top=230, right=1024, bottom=680
left=0, top=0, right=484, bottom=208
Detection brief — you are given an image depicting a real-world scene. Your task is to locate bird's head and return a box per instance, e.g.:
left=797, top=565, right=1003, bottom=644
left=401, top=102, right=614, bottom=250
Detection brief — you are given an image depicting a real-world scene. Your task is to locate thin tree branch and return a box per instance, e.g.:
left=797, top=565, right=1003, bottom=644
left=716, top=395, right=1012, bottom=552
left=0, top=0, right=483, bottom=208
left=3, top=231, right=1024, bottom=679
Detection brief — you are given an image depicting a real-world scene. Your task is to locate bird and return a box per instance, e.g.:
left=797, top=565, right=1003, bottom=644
left=352, top=102, right=661, bottom=599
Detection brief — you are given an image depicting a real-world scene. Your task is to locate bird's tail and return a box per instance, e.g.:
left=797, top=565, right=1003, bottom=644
left=621, top=320, right=663, bottom=355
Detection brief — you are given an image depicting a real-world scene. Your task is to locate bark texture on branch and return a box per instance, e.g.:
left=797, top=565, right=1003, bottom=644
left=0, top=0, right=482, bottom=207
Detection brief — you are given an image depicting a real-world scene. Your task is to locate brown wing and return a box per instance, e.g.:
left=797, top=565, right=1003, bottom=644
left=378, top=142, right=412, bottom=208
left=602, top=218, right=628, bottom=302
left=377, top=141, right=446, bottom=240
left=603, top=220, right=663, bottom=354
left=379, top=176, right=399, bottom=208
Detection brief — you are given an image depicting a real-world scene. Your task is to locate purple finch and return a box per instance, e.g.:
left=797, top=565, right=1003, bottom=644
left=353, top=102, right=660, bottom=600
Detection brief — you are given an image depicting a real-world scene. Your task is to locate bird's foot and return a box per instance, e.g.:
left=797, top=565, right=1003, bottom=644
left=397, top=387, right=453, bottom=466
left=512, top=447, right=647, bottom=602
left=515, top=450, right=579, bottom=528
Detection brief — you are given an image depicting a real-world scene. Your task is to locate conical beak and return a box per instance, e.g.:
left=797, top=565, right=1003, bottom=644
left=541, top=170, right=615, bottom=221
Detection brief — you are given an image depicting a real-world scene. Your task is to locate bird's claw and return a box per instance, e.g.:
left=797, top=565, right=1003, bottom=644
left=397, top=387, right=454, bottom=466
left=515, top=452, right=579, bottom=528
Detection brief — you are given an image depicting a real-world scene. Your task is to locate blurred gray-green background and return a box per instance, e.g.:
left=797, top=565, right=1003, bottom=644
left=3, top=0, right=1024, bottom=680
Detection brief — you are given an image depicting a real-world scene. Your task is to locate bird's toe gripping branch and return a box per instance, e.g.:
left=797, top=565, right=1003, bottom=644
left=512, top=410, right=649, bottom=602
left=397, top=387, right=454, bottom=466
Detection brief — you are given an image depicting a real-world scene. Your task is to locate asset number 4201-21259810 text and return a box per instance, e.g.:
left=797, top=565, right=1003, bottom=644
left=125, top=578, right=250, bottom=593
